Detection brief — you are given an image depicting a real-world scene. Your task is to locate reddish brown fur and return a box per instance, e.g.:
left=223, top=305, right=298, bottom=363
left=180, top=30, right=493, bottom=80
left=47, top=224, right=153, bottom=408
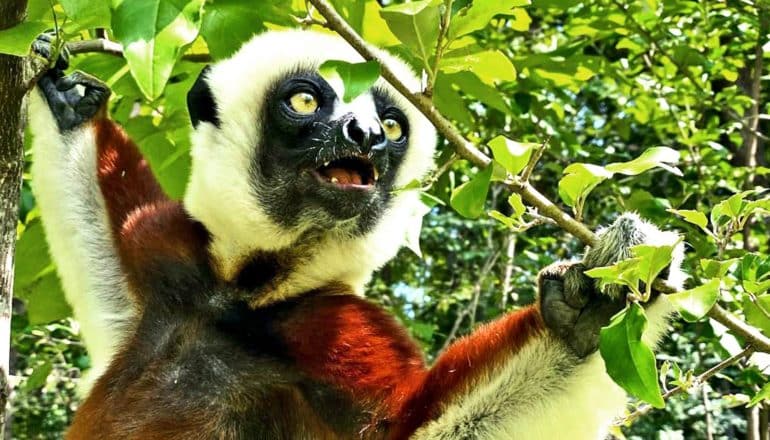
left=93, top=119, right=208, bottom=299
left=281, top=294, right=544, bottom=439
left=73, top=118, right=552, bottom=439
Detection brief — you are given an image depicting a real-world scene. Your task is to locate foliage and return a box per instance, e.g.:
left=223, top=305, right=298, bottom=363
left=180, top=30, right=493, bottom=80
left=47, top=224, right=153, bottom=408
left=5, top=0, right=770, bottom=438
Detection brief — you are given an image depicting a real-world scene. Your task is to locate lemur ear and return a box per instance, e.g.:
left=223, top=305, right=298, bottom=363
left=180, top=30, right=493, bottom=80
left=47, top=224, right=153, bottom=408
left=187, top=66, right=220, bottom=128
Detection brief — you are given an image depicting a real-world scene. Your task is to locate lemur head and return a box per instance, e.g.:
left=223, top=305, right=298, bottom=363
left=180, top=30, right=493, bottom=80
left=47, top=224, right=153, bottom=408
left=183, top=30, right=436, bottom=295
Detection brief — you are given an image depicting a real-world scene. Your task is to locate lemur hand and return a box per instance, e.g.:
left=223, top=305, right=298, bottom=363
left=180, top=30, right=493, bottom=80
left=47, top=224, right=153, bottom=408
left=538, top=262, right=625, bottom=358
left=537, top=213, right=685, bottom=358
left=33, top=32, right=110, bottom=131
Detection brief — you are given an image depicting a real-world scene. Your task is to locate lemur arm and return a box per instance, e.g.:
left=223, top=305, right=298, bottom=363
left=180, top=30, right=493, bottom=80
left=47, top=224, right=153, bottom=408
left=28, top=34, right=181, bottom=381
left=284, top=259, right=674, bottom=440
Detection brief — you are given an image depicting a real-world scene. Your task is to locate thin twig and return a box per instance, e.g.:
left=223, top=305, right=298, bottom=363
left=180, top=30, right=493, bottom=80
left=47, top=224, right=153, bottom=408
left=623, top=346, right=755, bottom=424
left=426, top=0, right=453, bottom=96
left=521, top=136, right=549, bottom=182
left=64, top=39, right=211, bottom=62
left=308, top=0, right=770, bottom=354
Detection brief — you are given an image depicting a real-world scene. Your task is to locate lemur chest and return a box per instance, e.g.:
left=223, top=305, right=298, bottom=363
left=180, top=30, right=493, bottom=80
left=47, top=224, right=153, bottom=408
left=70, top=305, right=382, bottom=440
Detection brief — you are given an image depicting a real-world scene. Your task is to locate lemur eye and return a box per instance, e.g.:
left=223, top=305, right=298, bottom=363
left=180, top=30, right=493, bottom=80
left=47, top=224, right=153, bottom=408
left=382, top=118, right=403, bottom=141
left=288, top=92, right=319, bottom=114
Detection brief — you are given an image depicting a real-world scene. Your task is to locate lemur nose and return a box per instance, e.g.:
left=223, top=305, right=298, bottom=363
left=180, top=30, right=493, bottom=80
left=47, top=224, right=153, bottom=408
left=342, top=117, right=386, bottom=152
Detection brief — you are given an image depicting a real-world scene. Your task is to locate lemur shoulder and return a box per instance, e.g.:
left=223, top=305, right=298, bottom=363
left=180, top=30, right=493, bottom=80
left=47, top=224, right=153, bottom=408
left=28, top=30, right=685, bottom=439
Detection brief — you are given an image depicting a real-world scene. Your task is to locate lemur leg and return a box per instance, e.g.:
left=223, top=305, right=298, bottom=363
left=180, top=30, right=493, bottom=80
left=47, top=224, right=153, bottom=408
left=28, top=34, right=170, bottom=386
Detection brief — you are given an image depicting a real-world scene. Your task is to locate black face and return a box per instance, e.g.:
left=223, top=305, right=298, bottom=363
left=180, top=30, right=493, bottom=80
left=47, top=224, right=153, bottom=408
left=251, top=70, right=411, bottom=234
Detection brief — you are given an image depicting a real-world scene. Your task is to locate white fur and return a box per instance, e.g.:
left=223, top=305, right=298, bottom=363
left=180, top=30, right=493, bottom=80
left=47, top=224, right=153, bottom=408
left=414, top=300, right=674, bottom=440
left=414, top=215, right=682, bottom=439
left=28, top=91, right=135, bottom=391
left=184, top=30, right=436, bottom=296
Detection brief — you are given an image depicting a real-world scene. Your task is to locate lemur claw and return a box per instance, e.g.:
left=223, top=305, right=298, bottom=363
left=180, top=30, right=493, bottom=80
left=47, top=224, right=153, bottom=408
left=538, top=262, right=626, bottom=358
left=33, top=33, right=109, bottom=132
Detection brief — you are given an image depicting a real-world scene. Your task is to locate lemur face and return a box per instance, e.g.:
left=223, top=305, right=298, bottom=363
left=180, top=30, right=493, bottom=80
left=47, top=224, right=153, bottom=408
left=184, top=30, right=436, bottom=262
left=255, top=70, right=411, bottom=231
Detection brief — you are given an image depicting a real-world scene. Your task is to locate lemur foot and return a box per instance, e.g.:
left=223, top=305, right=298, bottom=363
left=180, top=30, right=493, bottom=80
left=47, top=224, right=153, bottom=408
left=33, top=33, right=110, bottom=131
left=538, top=261, right=626, bottom=358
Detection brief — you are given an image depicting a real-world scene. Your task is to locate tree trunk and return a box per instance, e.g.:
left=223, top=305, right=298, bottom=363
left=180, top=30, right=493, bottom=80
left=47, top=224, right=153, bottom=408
left=0, top=1, right=30, bottom=437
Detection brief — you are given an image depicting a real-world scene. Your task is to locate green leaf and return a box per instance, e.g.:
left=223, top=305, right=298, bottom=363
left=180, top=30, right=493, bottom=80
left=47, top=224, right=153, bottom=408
left=605, top=147, right=682, bottom=176
left=749, top=382, right=770, bottom=407
left=631, top=243, right=675, bottom=288
left=14, top=219, right=52, bottom=288
left=585, top=258, right=643, bottom=295
left=200, top=0, right=267, bottom=59
left=558, top=163, right=612, bottom=207
left=488, top=135, right=534, bottom=176
left=508, top=193, right=526, bottom=219
left=319, top=60, right=381, bottom=103
left=61, top=0, right=111, bottom=29
left=380, top=0, right=440, bottom=68
left=600, top=303, right=665, bottom=408
left=700, top=258, right=738, bottom=279
left=112, top=0, right=204, bottom=100
left=444, top=71, right=511, bottom=114
left=507, top=8, right=532, bottom=31
left=18, top=272, right=72, bottom=324
left=711, top=192, right=747, bottom=225
left=668, top=209, right=709, bottom=233
left=441, top=50, right=516, bottom=86
left=668, top=279, right=720, bottom=322
left=0, top=21, right=50, bottom=56
left=22, top=362, right=53, bottom=392
left=448, top=1, right=530, bottom=40
left=450, top=165, right=493, bottom=219
left=744, top=295, right=770, bottom=336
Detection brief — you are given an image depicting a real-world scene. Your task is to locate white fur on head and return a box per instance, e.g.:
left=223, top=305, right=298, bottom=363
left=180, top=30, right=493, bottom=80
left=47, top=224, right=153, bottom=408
left=183, top=30, right=437, bottom=295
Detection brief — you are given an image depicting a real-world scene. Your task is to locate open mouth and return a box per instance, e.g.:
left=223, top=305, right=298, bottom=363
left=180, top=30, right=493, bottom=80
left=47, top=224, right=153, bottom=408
left=313, top=156, right=379, bottom=189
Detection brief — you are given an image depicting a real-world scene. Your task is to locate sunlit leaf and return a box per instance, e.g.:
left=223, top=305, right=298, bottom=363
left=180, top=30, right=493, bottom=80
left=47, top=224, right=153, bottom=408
left=61, top=0, right=111, bottom=29
left=112, top=0, right=205, bottom=100
left=668, top=209, right=709, bottom=234
left=668, top=279, right=720, bottom=322
left=558, top=163, right=612, bottom=207
left=320, top=60, right=380, bottom=103
left=441, top=50, right=516, bottom=86
left=0, top=21, right=50, bottom=56
left=488, top=135, right=534, bottom=176
left=379, top=0, right=440, bottom=67
left=605, top=147, right=682, bottom=176
left=448, top=0, right=530, bottom=40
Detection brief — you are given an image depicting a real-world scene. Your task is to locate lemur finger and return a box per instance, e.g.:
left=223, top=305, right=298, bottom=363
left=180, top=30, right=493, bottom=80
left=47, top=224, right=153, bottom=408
left=55, top=71, right=105, bottom=91
left=562, top=263, right=592, bottom=309
left=31, top=38, right=51, bottom=60
left=540, top=278, right=580, bottom=337
left=569, top=296, right=625, bottom=357
left=55, top=45, right=70, bottom=71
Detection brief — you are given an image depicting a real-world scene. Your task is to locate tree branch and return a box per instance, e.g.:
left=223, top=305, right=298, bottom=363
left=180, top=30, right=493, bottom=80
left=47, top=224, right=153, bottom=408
left=623, top=346, right=756, bottom=423
left=0, top=1, right=32, bottom=437
left=306, top=0, right=596, bottom=245
left=64, top=39, right=211, bottom=62
left=307, top=0, right=770, bottom=355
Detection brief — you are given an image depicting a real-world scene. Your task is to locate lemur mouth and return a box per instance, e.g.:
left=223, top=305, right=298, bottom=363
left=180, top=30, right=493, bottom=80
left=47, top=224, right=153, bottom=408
left=313, top=156, right=379, bottom=189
